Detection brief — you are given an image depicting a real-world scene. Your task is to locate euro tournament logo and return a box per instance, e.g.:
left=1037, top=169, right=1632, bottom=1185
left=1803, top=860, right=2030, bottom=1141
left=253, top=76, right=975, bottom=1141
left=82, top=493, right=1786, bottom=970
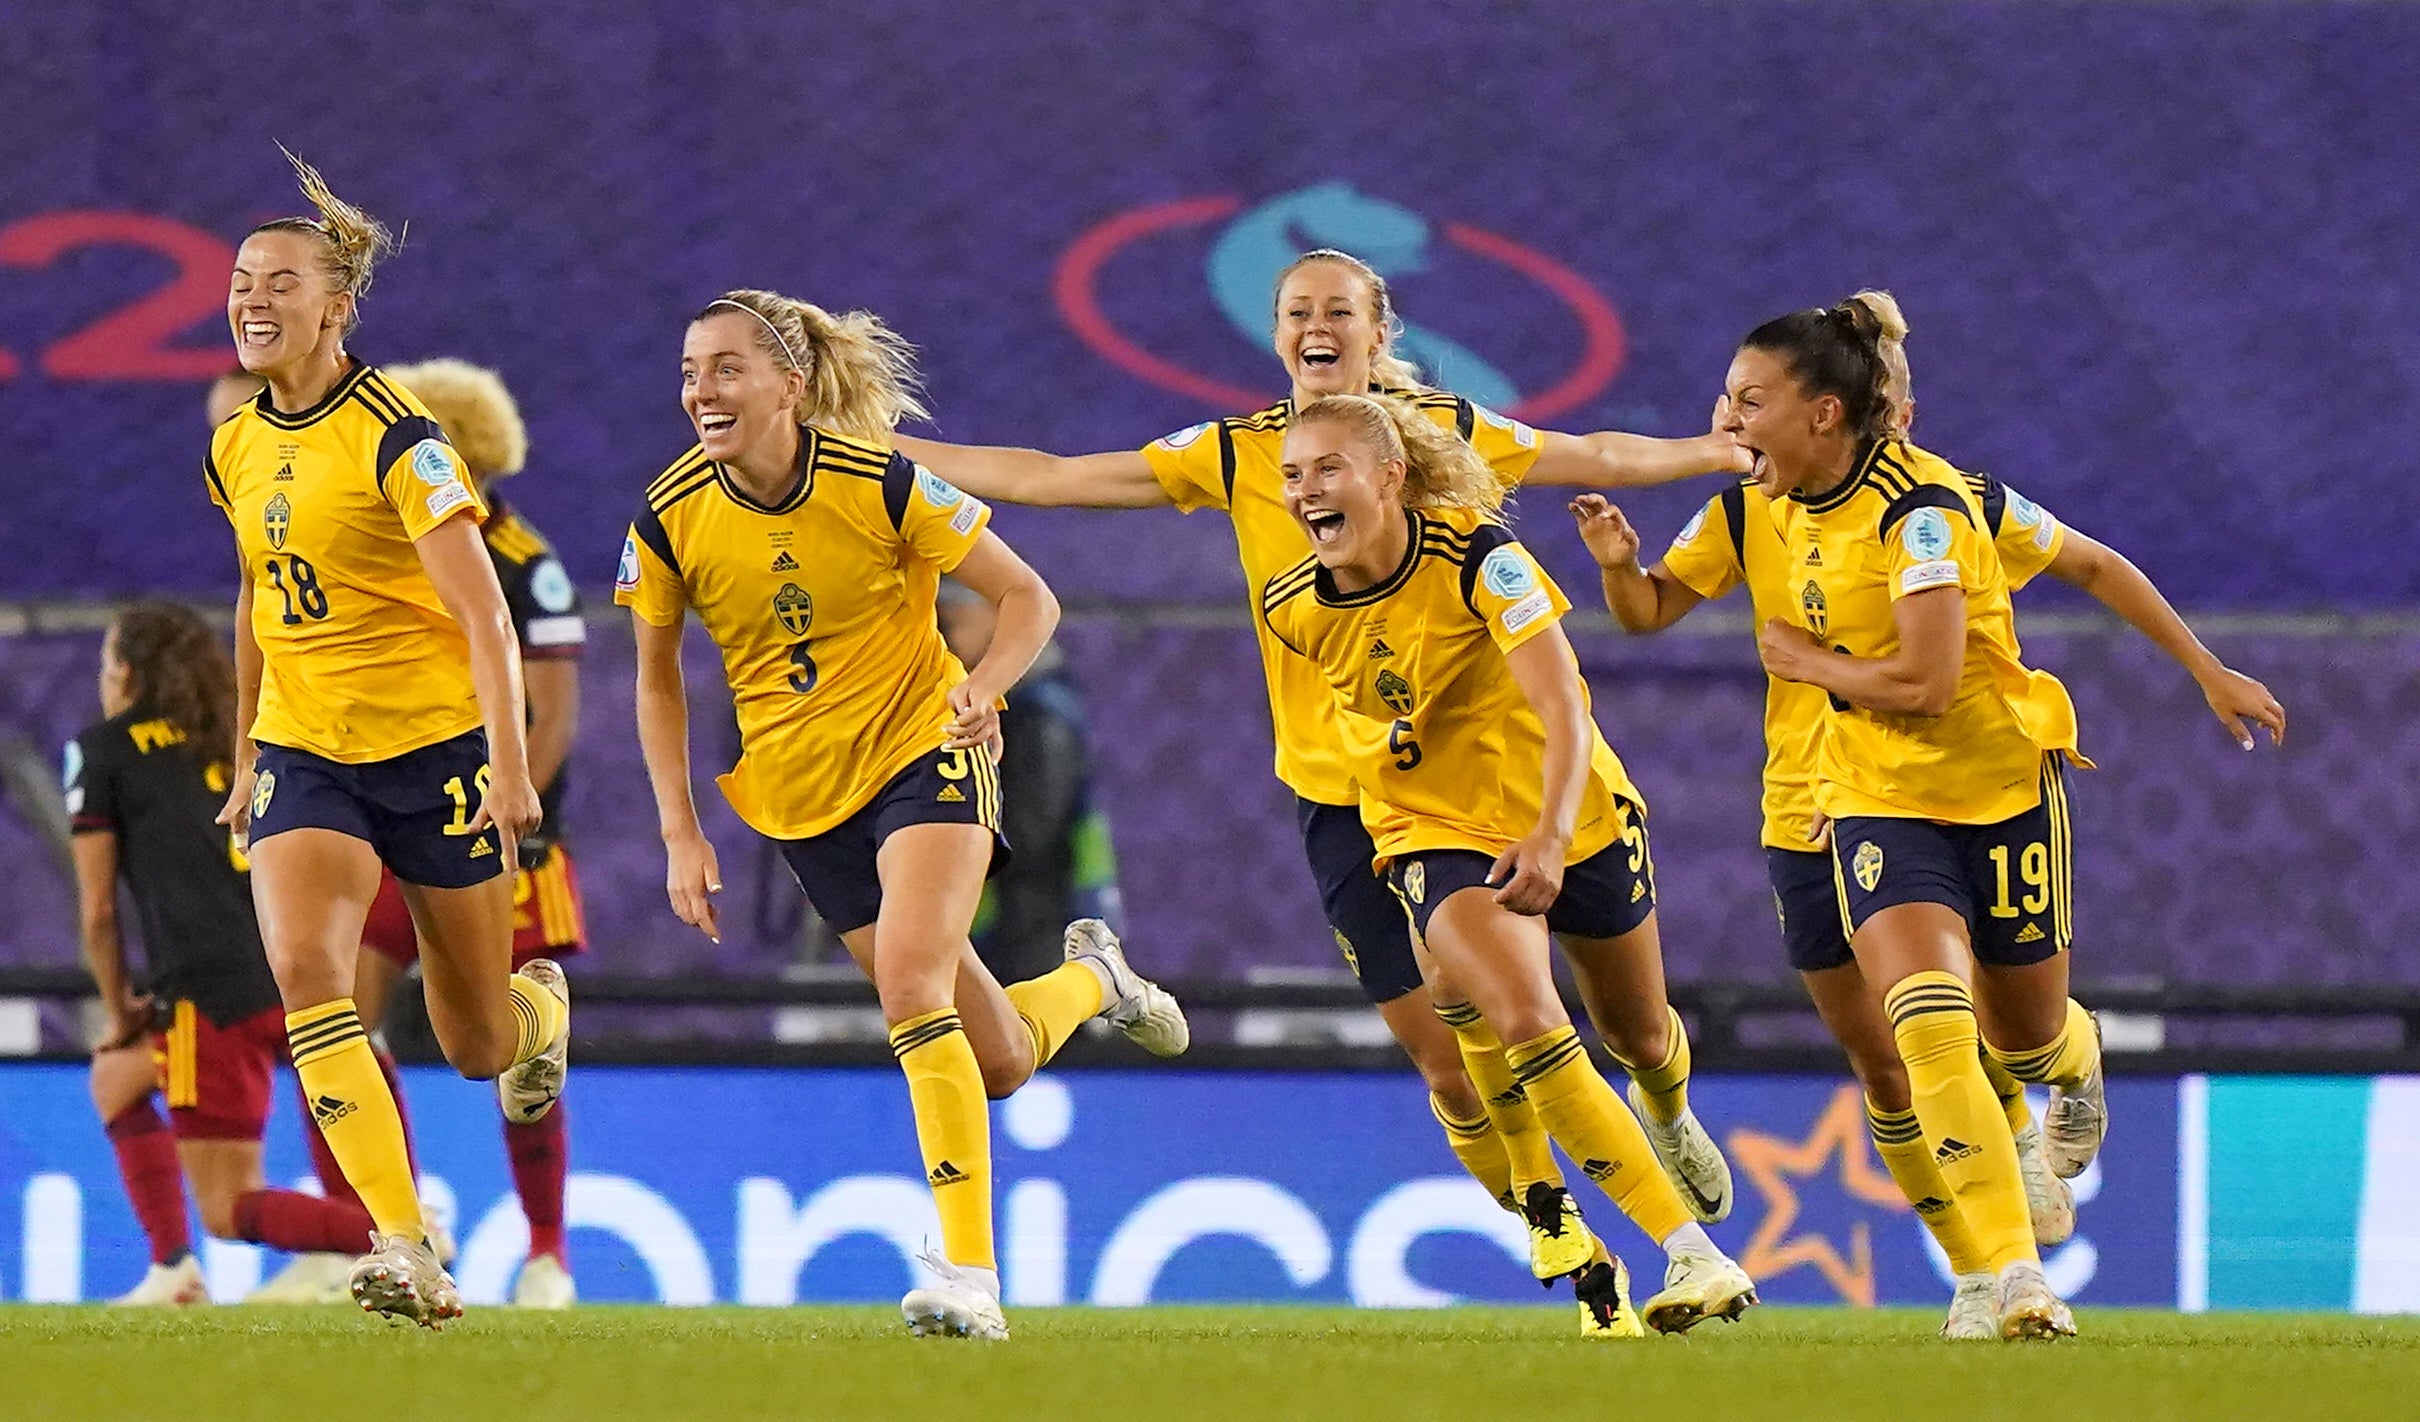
left=1055, top=182, right=1625, bottom=420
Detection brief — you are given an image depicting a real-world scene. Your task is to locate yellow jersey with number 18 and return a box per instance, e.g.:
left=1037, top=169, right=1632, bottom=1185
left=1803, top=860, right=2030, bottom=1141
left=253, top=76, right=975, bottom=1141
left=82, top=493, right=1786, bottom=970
left=1260, top=505, right=1641, bottom=867
left=205, top=361, right=487, bottom=764
left=1144, top=390, right=1542, bottom=806
left=616, top=426, right=988, bottom=841
left=1660, top=467, right=2070, bottom=847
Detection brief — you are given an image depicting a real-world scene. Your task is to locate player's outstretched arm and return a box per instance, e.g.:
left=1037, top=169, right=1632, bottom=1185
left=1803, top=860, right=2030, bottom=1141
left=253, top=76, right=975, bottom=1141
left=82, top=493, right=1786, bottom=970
left=1526, top=427, right=1749, bottom=490
left=1569, top=494, right=1704, bottom=633
left=631, top=611, right=720, bottom=943
left=416, top=516, right=540, bottom=854
left=2045, top=528, right=2285, bottom=749
left=1492, top=624, right=1590, bottom=916
left=893, top=435, right=1172, bottom=509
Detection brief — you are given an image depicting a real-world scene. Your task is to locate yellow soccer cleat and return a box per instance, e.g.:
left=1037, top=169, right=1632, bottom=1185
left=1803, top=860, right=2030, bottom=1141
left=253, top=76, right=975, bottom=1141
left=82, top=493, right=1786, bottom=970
left=1573, top=1256, right=1647, bottom=1339
left=1641, top=1250, right=1759, bottom=1335
left=1518, top=1182, right=1598, bottom=1282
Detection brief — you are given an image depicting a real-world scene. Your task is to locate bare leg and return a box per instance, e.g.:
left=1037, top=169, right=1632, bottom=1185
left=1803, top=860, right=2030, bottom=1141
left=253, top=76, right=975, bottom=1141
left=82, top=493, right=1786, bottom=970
left=398, top=875, right=518, bottom=1079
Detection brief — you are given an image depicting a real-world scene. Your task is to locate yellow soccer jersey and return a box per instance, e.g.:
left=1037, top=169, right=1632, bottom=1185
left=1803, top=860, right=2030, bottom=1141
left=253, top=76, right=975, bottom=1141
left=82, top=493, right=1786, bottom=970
left=1144, top=390, right=1542, bottom=806
left=615, top=426, right=988, bottom=841
left=205, top=362, right=487, bottom=763
left=1661, top=469, right=2071, bottom=847
left=1261, top=505, right=1640, bottom=867
left=1764, top=441, right=2083, bottom=826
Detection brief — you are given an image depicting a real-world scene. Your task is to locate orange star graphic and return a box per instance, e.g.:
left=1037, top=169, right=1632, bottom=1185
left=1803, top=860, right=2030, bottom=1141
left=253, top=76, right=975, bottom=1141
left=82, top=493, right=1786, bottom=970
left=1726, top=1083, right=1912, bottom=1306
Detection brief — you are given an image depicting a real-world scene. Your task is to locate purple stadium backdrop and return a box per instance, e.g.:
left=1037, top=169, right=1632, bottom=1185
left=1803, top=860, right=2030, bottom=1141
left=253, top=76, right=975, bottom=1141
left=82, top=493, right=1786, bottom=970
left=1, top=1, right=2413, bottom=986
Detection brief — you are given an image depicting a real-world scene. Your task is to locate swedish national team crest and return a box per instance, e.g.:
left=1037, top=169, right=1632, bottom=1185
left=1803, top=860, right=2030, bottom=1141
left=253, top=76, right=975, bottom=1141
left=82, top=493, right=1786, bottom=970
left=1374, top=668, right=1413, bottom=715
left=772, top=582, right=813, bottom=637
left=1800, top=579, right=1828, bottom=639
left=264, top=492, right=291, bottom=551
left=251, top=769, right=277, bottom=820
left=1852, top=840, right=1884, bottom=892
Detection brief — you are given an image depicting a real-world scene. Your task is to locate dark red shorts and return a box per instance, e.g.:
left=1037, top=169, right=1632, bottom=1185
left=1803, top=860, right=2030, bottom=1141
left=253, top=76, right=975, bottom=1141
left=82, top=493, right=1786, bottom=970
left=361, top=843, right=589, bottom=970
left=151, top=1002, right=287, bottom=1142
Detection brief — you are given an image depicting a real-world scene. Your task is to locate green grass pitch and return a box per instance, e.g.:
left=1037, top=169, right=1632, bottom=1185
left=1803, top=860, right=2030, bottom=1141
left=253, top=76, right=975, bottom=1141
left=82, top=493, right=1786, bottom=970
left=8, top=1306, right=2418, bottom=1420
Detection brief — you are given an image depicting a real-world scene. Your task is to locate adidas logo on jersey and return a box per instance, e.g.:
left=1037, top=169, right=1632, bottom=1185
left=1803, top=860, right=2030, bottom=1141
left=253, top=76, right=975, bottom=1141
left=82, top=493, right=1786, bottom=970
left=273, top=462, right=295, bottom=482
left=928, top=1160, right=970, bottom=1186
left=1804, top=546, right=1822, bottom=564
left=1935, top=1136, right=1980, bottom=1166
left=2014, top=922, right=2046, bottom=944
left=1367, top=638, right=1396, bottom=660
left=311, top=1094, right=356, bottom=1128
left=469, top=838, right=495, bottom=858
left=770, top=551, right=799, bottom=572
left=937, top=785, right=965, bottom=804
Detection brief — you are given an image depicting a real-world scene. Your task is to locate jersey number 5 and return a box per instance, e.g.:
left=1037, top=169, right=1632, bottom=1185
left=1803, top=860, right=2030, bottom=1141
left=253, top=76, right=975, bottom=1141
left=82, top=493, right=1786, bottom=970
left=1388, top=718, right=1423, bottom=771
left=264, top=555, right=330, bottom=625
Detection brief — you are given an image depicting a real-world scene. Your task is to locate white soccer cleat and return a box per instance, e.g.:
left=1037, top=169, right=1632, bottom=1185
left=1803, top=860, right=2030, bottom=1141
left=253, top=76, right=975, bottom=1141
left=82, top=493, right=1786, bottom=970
left=349, top=1231, right=463, bottom=1329
left=2015, top=1122, right=2076, bottom=1247
left=1628, top=1083, right=1735, bottom=1223
left=1641, top=1249, right=1758, bottom=1334
left=901, top=1250, right=1008, bottom=1340
left=1941, top=1272, right=1999, bottom=1341
left=246, top=1252, right=352, bottom=1304
left=1064, top=919, right=1189, bottom=1057
left=2043, top=1020, right=2106, bottom=1179
left=113, top=1255, right=210, bottom=1307
left=498, top=958, right=570, bottom=1126
left=512, top=1253, right=577, bottom=1309
left=1995, top=1260, right=2077, bottom=1341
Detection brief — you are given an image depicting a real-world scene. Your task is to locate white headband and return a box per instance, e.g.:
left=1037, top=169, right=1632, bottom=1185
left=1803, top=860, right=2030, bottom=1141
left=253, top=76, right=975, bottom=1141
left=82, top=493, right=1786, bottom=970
left=705, top=298, right=802, bottom=371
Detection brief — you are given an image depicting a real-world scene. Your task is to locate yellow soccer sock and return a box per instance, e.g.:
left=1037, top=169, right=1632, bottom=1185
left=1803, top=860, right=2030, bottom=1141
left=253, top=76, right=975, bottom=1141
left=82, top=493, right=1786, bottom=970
left=1867, top=1098, right=1988, bottom=1275
left=1003, top=962, right=1106, bottom=1070
left=890, top=1009, right=995, bottom=1271
left=1884, top=972, right=2034, bottom=1273
left=1613, top=1005, right=1692, bottom=1127
left=1436, top=1002, right=1564, bottom=1193
left=1430, top=1094, right=1516, bottom=1210
left=285, top=1000, right=424, bottom=1240
left=1505, top=1025, right=1692, bottom=1245
left=1986, top=998, right=2099, bottom=1093
left=1978, top=1049, right=2034, bottom=1135
left=507, top=971, right=568, bottom=1066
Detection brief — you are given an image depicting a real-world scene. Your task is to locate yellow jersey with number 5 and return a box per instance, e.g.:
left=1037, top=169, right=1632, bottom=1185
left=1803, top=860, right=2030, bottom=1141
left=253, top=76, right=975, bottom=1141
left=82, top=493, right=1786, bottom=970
left=205, top=362, right=487, bottom=764
left=616, top=426, right=988, bottom=841
left=1144, top=390, right=1542, bottom=806
left=1261, top=505, right=1640, bottom=867
left=1660, top=467, right=2071, bottom=848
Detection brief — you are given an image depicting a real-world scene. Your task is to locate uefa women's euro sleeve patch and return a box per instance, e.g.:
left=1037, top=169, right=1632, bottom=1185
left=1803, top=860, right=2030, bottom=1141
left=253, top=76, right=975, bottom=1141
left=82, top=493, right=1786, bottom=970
left=1472, top=541, right=1565, bottom=646
left=1896, top=505, right=1964, bottom=595
left=1141, top=421, right=1229, bottom=513
left=614, top=524, right=685, bottom=626
left=898, top=463, right=990, bottom=571
left=412, top=439, right=475, bottom=521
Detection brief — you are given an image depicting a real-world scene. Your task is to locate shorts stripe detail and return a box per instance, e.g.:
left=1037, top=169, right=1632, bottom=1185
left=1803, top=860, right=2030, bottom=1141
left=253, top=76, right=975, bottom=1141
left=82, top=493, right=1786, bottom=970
left=2042, top=755, right=2075, bottom=950
left=1832, top=850, right=1857, bottom=941
left=973, top=748, right=1002, bottom=832
left=167, top=1001, right=199, bottom=1109
left=888, top=1011, right=965, bottom=1058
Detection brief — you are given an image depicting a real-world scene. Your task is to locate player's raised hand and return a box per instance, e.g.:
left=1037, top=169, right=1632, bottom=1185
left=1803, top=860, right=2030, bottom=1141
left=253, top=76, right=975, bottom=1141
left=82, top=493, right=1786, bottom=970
left=1758, top=618, right=1825, bottom=682
left=945, top=680, right=1003, bottom=760
left=1487, top=827, right=1570, bottom=916
left=2198, top=664, right=2287, bottom=750
left=664, top=829, right=723, bottom=943
left=468, top=762, right=544, bottom=869
left=1569, top=494, right=1642, bottom=570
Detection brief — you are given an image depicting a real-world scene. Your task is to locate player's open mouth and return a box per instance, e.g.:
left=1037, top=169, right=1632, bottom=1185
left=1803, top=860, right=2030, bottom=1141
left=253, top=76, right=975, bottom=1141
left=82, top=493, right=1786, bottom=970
left=1299, top=345, right=1340, bottom=369
left=1303, top=509, right=1346, bottom=544
left=698, top=413, right=738, bottom=437
left=241, top=322, right=279, bottom=348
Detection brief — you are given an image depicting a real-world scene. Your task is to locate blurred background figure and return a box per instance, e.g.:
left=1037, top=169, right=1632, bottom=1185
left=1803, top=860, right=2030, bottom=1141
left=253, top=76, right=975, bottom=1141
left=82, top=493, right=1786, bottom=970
left=937, top=579, right=1124, bottom=985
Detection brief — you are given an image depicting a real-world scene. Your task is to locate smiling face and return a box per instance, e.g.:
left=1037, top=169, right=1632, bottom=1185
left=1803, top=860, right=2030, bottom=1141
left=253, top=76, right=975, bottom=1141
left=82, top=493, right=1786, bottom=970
left=1282, top=414, right=1406, bottom=578
left=1721, top=347, right=1851, bottom=499
left=228, top=229, right=350, bottom=383
left=1273, top=260, right=1385, bottom=400
left=681, top=311, right=803, bottom=465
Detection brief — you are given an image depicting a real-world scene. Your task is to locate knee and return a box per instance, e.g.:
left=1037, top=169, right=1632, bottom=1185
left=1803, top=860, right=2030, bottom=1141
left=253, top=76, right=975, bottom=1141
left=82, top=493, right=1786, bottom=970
left=1599, top=1009, right=1670, bottom=1069
left=979, top=1045, right=1032, bottom=1101
left=440, top=1031, right=513, bottom=1081
left=1425, top=1066, right=1484, bottom=1119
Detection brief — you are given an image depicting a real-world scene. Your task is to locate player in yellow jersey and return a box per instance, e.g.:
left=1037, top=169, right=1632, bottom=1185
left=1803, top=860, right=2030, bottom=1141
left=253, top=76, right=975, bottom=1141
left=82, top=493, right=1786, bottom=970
left=1573, top=304, right=2283, bottom=1337
left=891, top=251, right=1743, bottom=1300
left=206, top=151, right=571, bottom=1327
left=621, top=289, right=1188, bottom=1342
left=1262, top=393, right=1757, bottom=1335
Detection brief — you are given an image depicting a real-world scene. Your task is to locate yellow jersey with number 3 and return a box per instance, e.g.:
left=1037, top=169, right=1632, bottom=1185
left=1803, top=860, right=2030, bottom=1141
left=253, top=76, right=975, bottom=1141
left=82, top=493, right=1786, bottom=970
left=1662, top=468, right=2071, bottom=847
left=615, top=426, right=988, bottom=841
left=1763, top=441, right=2083, bottom=826
left=1261, top=505, right=1640, bottom=867
left=1144, top=390, right=1542, bottom=805
left=205, top=362, right=487, bottom=764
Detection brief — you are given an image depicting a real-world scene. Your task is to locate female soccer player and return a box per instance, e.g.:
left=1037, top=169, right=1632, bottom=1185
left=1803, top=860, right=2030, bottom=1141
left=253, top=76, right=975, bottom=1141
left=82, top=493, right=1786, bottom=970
left=1262, top=393, right=1757, bottom=1335
left=1571, top=303, right=2284, bottom=1338
left=894, top=250, right=1743, bottom=1282
left=69, top=604, right=394, bottom=1302
left=621, top=289, right=1186, bottom=1341
left=342, top=358, right=585, bottom=1309
left=209, top=151, right=570, bottom=1326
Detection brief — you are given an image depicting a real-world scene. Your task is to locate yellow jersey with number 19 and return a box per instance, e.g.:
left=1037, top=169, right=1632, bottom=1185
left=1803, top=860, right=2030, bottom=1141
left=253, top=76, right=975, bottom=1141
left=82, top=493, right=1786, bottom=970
left=1660, top=467, right=2071, bottom=848
left=1765, top=440, right=2084, bottom=826
left=205, top=361, right=487, bottom=764
left=1144, top=390, right=1542, bottom=806
left=615, top=426, right=988, bottom=841
left=1260, top=505, right=1641, bottom=867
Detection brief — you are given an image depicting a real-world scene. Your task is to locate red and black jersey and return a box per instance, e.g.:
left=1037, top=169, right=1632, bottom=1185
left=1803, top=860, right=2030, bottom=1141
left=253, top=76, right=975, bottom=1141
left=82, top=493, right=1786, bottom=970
left=484, top=497, right=583, bottom=838
left=65, top=709, right=281, bottom=1025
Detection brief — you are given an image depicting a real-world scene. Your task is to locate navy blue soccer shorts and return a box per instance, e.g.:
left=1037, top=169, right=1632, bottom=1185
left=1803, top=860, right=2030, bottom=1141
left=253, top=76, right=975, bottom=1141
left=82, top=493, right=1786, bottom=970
left=248, top=729, right=504, bottom=890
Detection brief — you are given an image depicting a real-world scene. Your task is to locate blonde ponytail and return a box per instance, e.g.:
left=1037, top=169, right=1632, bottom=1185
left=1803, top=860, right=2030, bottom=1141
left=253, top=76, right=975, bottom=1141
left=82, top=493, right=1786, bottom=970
left=1297, top=393, right=1504, bottom=517
left=1273, top=250, right=1426, bottom=393
left=696, top=289, right=927, bottom=443
left=251, top=146, right=399, bottom=334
